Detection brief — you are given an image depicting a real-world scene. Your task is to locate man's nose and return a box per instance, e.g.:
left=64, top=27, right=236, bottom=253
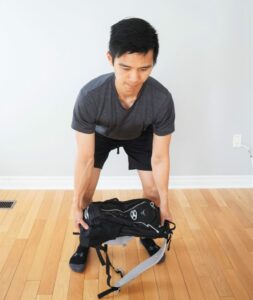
left=128, top=71, right=140, bottom=83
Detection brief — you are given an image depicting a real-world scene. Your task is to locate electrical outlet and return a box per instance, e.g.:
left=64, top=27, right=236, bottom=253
left=233, top=134, right=242, bottom=147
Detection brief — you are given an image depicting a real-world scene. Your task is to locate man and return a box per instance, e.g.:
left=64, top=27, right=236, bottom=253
left=69, top=17, right=175, bottom=272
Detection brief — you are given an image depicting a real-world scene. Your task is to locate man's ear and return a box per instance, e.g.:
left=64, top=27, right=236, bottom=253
left=107, top=51, right=113, bottom=66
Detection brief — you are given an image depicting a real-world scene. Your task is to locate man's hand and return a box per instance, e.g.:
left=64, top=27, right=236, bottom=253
left=73, top=207, right=89, bottom=232
left=159, top=202, right=173, bottom=226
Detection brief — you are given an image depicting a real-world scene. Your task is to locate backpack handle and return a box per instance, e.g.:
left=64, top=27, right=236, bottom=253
left=163, top=220, right=176, bottom=234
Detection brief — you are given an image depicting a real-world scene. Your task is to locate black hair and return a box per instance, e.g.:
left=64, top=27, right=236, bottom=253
left=109, top=17, right=159, bottom=65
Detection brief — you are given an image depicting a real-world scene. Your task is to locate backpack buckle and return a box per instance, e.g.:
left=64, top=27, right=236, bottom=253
left=114, top=287, right=121, bottom=295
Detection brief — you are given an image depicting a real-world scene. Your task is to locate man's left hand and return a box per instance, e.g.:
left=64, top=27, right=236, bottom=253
left=159, top=202, right=173, bottom=226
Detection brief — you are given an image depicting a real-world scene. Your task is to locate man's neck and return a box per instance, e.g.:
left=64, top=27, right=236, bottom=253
left=115, top=80, right=142, bottom=102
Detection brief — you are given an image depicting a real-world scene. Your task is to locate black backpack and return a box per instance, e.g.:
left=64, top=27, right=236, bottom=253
left=75, top=198, right=176, bottom=298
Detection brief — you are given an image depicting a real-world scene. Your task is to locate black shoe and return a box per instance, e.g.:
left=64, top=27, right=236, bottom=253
left=140, top=238, right=165, bottom=264
left=69, top=244, right=89, bottom=272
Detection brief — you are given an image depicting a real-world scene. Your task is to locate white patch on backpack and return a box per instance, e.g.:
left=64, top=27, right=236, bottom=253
left=84, top=208, right=89, bottom=220
left=130, top=209, right=137, bottom=220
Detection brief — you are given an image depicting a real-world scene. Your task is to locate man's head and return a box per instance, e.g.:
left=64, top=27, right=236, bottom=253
left=108, top=18, right=159, bottom=65
left=107, top=18, right=159, bottom=95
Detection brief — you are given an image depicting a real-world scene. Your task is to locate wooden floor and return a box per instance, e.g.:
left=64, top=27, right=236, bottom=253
left=0, top=189, right=253, bottom=300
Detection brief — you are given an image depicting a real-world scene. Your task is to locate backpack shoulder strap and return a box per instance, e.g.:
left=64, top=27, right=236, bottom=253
left=113, top=237, right=169, bottom=288
left=95, top=237, right=169, bottom=298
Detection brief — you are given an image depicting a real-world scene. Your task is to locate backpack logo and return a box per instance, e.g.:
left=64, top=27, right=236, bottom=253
left=130, top=209, right=137, bottom=220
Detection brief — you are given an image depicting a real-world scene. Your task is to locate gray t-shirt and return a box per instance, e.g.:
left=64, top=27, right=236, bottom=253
left=71, top=73, right=175, bottom=140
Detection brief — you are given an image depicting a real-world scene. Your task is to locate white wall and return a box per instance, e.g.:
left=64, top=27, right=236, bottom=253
left=0, top=0, right=252, bottom=177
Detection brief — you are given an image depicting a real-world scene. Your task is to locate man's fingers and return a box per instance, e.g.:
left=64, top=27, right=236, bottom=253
left=79, top=219, right=89, bottom=230
left=160, top=214, right=173, bottom=226
left=73, top=219, right=89, bottom=232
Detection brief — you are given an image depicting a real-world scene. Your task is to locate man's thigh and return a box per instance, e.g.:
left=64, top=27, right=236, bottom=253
left=94, top=132, right=118, bottom=169
left=123, top=126, right=153, bottom=171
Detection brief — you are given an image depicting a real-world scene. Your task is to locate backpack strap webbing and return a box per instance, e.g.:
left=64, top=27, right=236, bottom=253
left=96, top=244, right=124, bottom=298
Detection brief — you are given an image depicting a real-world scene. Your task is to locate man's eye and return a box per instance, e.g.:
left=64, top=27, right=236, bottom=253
left=122, top=67, right=130, bottom=70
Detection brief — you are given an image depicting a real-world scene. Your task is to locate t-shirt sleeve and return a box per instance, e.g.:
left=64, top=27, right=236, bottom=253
left=71, top=90, right=96, bottom=133
left=153, top=92, right=175, bottom=136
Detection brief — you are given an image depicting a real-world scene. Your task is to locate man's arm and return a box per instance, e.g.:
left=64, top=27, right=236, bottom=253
left=151, top=133, right=172, bottom=223
left=73, top=131, right=95, bottom=230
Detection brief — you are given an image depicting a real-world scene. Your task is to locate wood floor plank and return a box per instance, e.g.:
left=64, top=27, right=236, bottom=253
left=83, top=279, right=99, bottom=300
left=186, top=189, right=209, bottom=208
left=169, top=190, right=192, bottom=240
left=38, top=191, right=72, bottom=295
left=67, top=270, right=84, bottom=300
left=209, top=189, right=228, bottom=207
left=223, top=269, right=251, bottom=300
left=233, top=189, right=253, bottom=213
left=174, top=190, right=190, bottom=208
left=166, top=246, right=190, bottom=300
left=0, top=236, right=15, bottom=274
left=153, top=247, right=175, bottom=300
left=37, top=295, right=52, bottom=300
left=214, top=227, right=253, bottom=299
left=212, top=205, right=253, bottom=270
left=198, top=276, right=220, bottom=300
left=52, top=261, right=71, bottom=300
left=188, top=190, right=232, bottom=270
left=18, top=190, right=45, bottom=239
left=11, top=191, right=36, bottom=237
left=5, top=219, right=46, bottom=300
left=173, top=238, right=205, bottom=300
left=191, top=229, right=233, bottom=297
left=218, top=189, right=253, bottom=227
left=21, top=280, right=40, bottom=300
left=183, top=237, right=210, bottom=278
left=28, top=191, right=64, bottom=281
left=0, top=189, right=8, bottom=198
left=0, top=239, right=27, bottom=300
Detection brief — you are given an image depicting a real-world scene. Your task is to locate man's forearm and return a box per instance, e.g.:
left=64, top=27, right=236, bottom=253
left=151, top=156, right=170, bottom=206
left=73, top=157, right=94, bottom=209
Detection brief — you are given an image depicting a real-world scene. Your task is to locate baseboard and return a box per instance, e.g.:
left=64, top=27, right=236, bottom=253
left=0, top=175, right=252, bottom=189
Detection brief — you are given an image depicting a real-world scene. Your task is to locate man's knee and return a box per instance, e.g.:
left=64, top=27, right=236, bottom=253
left=143, top=186, right=160, bottom=205
left=82, top=188, right=95, bottom=203
left=82, top=168, right=100, bottom=204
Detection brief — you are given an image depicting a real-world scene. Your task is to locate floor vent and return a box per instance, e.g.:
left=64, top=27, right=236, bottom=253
left=0, top=201, right=16, bottom=209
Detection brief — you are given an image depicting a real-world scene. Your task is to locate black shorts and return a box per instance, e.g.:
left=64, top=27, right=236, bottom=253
left=94, top=126, right=153, bottom=171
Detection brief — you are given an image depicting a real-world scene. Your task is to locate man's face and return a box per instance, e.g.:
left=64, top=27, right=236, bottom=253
left=107, top=50, right=154, bottom=95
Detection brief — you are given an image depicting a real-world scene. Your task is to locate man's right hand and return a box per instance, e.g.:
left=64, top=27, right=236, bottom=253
left=73, top=207, right=89, bottom=232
